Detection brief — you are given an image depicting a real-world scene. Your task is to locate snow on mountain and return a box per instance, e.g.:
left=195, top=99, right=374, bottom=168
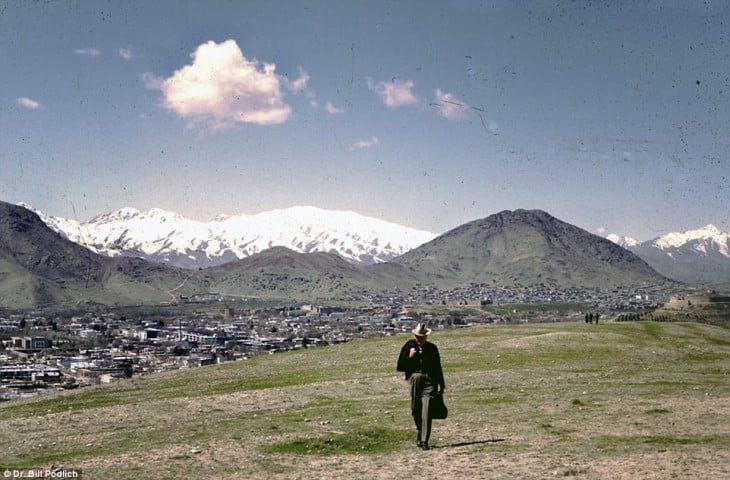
left=22, top=204, right=437, bottom=268
left=18, top=202, right=88, bottom=245
left=652, top=224, right=729, bottom=257
left=606, top=224, right=729, bottom=258
left=606, top=224, right=730, bottom=284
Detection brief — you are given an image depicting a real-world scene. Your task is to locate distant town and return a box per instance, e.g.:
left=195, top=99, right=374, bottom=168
left=0, top=282, right=698, bottom=401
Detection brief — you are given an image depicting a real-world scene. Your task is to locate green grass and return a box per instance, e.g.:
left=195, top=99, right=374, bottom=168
left=595, top=434, right=729, bottom=453
left=263, top=427, right=411, bottom=455
left=644, top=408, right=671, bottom=414
left=642, top=321, right=663, bottom=338
left=482, top=302, right=587, bottom=314
left=1, top=321, right=728, bottom=479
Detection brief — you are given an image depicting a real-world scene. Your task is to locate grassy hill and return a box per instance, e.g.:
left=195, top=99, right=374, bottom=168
left=1, top=321, right=728, bottom=479
left=392, top=209, right=668, bottom=290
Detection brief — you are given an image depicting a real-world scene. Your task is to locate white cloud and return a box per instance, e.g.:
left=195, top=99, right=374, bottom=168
left=596, top=227, right=607, bottom=235
left=324, top=101, right=344, bottom=114
left=145, top=39, right=291, bottom=130
left=285, top=67, right=310, bottom=94
left=74, top=47, right=101, bottom=57
left=352, top=136, right=379, bottom=149
left=434, top=89, right=470, bottom=120
left=141, top=72, right=164, bottom=90
left=368, top=77, right=419, bottom=107
left=118, top=46, right=134, bottom=61
left=16, top=97, right=41, bottom=110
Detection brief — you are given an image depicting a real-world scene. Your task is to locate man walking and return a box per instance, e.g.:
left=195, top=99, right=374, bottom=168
left=397, top=322, right=445, bottom=450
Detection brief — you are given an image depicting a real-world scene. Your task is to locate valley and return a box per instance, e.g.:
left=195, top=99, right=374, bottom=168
left=1, top=200, right=726, bottom=403
left=0, top=279, right=702, bottom=402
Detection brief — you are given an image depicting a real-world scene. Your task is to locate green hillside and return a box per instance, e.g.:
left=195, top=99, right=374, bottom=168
left=1, top=321, right=728, bottom=479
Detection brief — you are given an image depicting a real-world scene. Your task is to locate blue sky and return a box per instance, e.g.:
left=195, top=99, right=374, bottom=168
left=2, top=0, right=728, bottom=241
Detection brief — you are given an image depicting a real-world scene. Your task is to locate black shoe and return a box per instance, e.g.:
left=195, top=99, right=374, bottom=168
left=420, top=443, right=430, bottom=450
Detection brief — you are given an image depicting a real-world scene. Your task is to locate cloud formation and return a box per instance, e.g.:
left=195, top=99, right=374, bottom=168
left=145, top=40, right=291, bottom=130
left=352, top=136, right=379, bottom=149
left=366, top=78, right=473, bottom=123
left=433, top=89, right=470, bottom=120
left=324, top=101, right=344, bottom=114
left=74, top=47, right=101, bottom=57
left=118, top=46, right=134, bottom=61
left=368, top=77, right=419, bottom=107
left=285, top=67, right=310, bottom=94
left=16, top=97, right=41, bottom=110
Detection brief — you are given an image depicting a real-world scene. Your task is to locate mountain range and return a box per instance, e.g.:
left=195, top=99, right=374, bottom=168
left=23, top=204, right=435, bottom=268
left=1, top=201, right=676, bottom=309
left=24, top=202, right=730, bottom=285
left=607, top=226, right=730, bottom=285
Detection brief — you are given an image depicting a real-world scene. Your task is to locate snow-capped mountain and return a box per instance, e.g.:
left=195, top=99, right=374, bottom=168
left=607, top=224, right=730, bottom=285
left=20, top=201, right=729, bottom=285
left=651, top=224, right=729, bottom=256
left=22, top=204, right=437, bottom=269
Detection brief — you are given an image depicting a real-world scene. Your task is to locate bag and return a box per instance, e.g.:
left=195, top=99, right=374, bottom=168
left=430, top=393, right=448, bottom=420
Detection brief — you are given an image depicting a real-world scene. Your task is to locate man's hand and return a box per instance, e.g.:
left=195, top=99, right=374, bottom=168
left=409, top=347, right=417, bottom=358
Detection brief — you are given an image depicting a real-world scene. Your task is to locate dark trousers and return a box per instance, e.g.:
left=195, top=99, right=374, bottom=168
left=409, top=373, right=435, bottom=444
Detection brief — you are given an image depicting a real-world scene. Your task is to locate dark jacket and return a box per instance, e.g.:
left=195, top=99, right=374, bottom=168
left=397, top=339, right=445, bottom=390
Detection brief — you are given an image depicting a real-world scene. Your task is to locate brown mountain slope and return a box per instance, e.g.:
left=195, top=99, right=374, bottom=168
left=204, top=246, right=391, bottom=301
left=0, top=201, right=201, bottom=309
left=391, top=209, right=669, bottom=289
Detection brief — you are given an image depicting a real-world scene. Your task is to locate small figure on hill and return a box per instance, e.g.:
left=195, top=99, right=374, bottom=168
left=397, top=322, right=446, bottom=450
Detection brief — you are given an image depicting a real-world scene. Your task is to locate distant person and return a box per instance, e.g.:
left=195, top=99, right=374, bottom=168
left=397, top=322, right=445, bottom=450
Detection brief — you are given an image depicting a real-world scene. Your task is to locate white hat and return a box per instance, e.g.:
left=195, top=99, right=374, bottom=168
left=412, top=323, right=431, bottom=336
